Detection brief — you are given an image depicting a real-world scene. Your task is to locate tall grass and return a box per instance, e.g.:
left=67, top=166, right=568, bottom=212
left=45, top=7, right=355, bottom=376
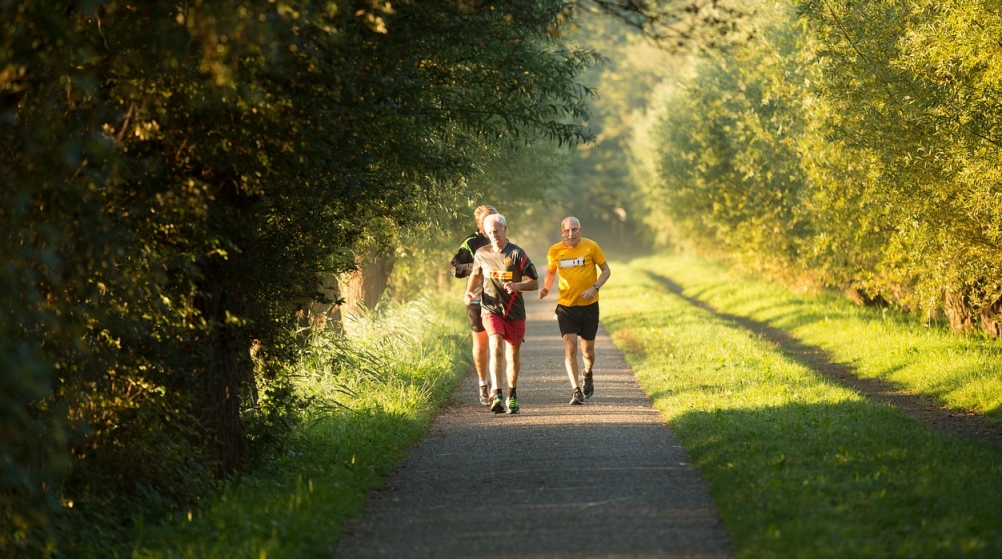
left=125, top=294, right=469, bottom=558
left=601, top=256, right=1002, bottom=558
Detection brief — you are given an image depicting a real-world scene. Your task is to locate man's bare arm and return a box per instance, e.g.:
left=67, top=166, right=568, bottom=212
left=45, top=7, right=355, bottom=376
left=583, top=262, right=611, bottom=300
left=504, top=277, right=538, bottom=294
left=538, top=268, right=556, bottom=299
left=595, top=262, right=611, bottom=289
left=464, top=269, right=482, bottom=305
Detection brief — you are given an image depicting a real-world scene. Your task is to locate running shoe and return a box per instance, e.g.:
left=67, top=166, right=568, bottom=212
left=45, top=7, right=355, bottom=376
left=479, top=385, right=490, bottom=406
left=583, top=370, right=594, bottom=398
left=569, top=387, right=584, bottom=405
left=506, top=396, right=519, bottom=414
left=490, top=393, right=506, bottom=414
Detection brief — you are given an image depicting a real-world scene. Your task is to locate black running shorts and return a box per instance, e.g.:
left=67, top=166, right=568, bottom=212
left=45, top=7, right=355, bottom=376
left=467, top=302, right=486, bottom=333
left=555, top=302, right=599, bottom=340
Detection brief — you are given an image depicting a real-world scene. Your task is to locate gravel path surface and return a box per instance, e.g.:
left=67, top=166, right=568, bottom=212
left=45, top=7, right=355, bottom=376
left=335, top=296, right=734, bottom=558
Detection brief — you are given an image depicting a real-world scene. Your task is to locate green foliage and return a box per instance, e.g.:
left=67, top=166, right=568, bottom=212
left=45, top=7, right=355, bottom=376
left=579, top=0, right=749, bottom=49
left=560, top=1, right=754, bottom=257
left=603, top=256, right=1002, bottom=557
left=627, top=0, right=1002, bottom=334
left=639, top=1, right=812, bottom=270
left=798, top=0, right=1002, bottom=323
left=1, top=0, right=601, bottom=554
left=559, top=13, right=671, bottom=255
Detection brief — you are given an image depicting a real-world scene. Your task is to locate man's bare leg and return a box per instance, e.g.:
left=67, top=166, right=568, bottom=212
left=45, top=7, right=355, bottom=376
left=581, top=338, right=596, bottom=398
left=488, top=334, right=506, bottom=412
left=473, top=330, right=489, bottom=384
left=473, top=329, right=489, bottom=403
left=505, top=341, right=521, bottom=413
left=505, top=342, right=521, bottom=392
left=564, top=333, right=585, bottom=404
left=581, top=338, right=596, bottom=375
left=488, top=334, right=505, bottom=392
left=563, top=333, right=580, bottom=388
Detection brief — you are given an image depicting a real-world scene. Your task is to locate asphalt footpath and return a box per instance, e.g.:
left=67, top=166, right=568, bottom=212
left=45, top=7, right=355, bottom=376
left=335, top=295, right=735, bottom=559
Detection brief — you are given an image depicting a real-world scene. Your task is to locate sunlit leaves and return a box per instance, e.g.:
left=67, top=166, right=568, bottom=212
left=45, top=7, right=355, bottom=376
left=634, top=0, right=1002, bottom=333
left=800, top=0, right=1002, bottom=322
left=2, top=0, right=601, bottom=553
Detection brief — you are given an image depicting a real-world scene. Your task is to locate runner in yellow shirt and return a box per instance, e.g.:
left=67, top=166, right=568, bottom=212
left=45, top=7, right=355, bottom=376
left=539, top=217, right=611, bottom=405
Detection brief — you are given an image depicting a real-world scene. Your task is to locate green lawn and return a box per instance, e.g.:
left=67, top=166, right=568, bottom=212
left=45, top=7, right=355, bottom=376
left=600, top=255, right=1002, bottom=558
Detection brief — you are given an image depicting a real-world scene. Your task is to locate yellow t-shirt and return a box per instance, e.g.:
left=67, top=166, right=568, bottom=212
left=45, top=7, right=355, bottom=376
left=546, top=238, right=607, bottom=307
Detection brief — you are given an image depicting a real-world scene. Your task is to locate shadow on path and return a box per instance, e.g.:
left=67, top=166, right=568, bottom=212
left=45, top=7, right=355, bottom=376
left=648, top=272, right=1002, bottom=449
left=335, top=296, right=735, bottom=558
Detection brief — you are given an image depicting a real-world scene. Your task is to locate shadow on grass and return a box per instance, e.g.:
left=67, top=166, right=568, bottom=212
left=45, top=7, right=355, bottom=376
left=647, top=272, right=1002, bottom=448
left=129, top=406, right=429, bottom=559
left=669, top=399, right=1002, bottom=558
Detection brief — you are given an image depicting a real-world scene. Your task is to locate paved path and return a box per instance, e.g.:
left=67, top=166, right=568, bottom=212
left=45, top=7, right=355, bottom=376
left=335, top=296, right=734, bottom=558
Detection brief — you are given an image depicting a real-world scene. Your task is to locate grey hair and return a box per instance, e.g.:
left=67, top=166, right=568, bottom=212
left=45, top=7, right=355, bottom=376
left=483, top=213, right=507, bottom=229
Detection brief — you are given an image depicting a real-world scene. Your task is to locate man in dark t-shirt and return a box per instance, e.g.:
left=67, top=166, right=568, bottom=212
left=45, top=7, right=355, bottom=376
left=464, top=213, right=538, bottom=414
left=450, top=205, right=497, bottom=405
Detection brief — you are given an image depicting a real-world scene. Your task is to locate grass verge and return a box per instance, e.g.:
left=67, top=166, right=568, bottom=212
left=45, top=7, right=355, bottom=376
left=601, top=255, right=1002, bottom=558
left=125, top=294, right=469, bottom=558
left=633, top=255, right=1002, bottom=421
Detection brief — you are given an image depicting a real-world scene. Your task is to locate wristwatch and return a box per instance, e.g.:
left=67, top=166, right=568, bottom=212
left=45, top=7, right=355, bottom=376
left=593, top=284, right=600, bottom=291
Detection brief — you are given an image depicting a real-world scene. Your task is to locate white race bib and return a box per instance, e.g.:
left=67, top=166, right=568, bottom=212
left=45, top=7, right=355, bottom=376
left=559, top=257, right=585, bottom=268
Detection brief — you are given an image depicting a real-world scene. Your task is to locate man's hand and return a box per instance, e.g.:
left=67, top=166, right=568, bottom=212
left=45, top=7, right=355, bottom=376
left=539, top=286, right=550, bottom=299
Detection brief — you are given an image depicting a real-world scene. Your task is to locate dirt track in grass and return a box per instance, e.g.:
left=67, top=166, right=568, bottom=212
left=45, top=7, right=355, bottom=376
left=650, top=273, right=1002, bottom=450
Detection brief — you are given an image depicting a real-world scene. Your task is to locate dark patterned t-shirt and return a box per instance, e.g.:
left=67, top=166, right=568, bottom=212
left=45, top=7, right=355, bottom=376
left=472, top=242, right=538, bottom=321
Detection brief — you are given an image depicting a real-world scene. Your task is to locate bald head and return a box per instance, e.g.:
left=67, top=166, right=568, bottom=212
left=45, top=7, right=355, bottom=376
left=560, top=217, right=582, bottom=247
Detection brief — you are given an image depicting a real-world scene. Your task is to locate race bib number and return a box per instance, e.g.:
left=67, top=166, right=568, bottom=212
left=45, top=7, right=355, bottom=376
left=489, top=270, right=514, bottom=280
left=560, top=257, right=586, bottom=268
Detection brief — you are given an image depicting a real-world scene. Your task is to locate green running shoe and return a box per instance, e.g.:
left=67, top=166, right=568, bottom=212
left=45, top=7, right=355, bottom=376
left=583, top=370, right=594, bottom=398
left=490, top=394, right=505, bottom=414
left=506, top=396, right=519, bottom=414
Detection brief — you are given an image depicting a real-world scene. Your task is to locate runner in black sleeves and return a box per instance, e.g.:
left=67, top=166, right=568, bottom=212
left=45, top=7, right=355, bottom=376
left=450, top=205, right=498, bottom=405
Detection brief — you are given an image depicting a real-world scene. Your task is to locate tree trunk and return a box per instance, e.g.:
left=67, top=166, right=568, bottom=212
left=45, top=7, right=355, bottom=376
left=980, top=295, right=1002, bottom=339
left=339, top=249, right=395, bottom=322
left=944, top=288, right=1002, bottom=338
left=297, top=272, right=343, bottom=335
left=944, top=289, right=975, bottom=333
left=194, top=260, right=251, bottom=478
